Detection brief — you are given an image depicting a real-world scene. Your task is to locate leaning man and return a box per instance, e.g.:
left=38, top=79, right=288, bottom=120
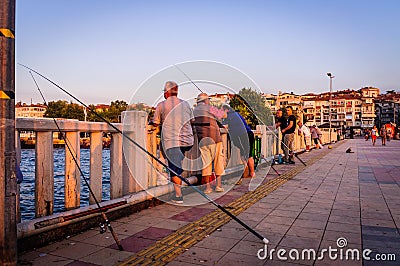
left=193, top=93, right=225, bottom=194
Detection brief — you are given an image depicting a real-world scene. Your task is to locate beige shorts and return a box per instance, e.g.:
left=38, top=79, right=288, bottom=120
left=199, top=142, right=225, bottom=176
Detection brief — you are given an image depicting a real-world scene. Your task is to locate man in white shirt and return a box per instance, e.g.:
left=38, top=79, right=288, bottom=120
left=153, top=81, right=194, bottom=204
left=297, top=121, right=311, bottom=152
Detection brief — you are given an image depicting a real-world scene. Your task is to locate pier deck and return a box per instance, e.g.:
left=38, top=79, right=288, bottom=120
left=19, top=138, right=400, bottom=265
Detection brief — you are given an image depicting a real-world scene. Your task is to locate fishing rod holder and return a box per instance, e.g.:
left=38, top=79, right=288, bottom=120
left=99, top=222, right=107, bottom=233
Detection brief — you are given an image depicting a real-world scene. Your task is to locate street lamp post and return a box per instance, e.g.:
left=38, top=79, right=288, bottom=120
left=327, top=73, right=335, bottom=143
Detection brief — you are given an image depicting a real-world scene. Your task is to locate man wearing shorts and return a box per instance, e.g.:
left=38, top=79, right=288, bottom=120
left=153, top=81, right=194, bottom=203
left=193, top=93, right=225, bottom=194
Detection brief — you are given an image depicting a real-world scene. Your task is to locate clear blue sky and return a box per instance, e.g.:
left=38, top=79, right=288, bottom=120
left=16, top=0, right=400, bottom=105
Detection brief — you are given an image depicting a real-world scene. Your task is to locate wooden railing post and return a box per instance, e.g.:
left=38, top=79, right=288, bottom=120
left=89, top=132, right=102, bottom=204
left=35, top=131, right=54, bottom=217
left=65, top=131, right=80, bottom=210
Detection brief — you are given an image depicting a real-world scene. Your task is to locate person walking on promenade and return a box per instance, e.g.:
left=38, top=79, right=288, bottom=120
left=281, top=106, right=296, bottom=164
left=315, top=125, right=323, bottom=148
left=365, top=129, right=370, bottom=141
left=275, top=109, right=287, bottom=162
left=153, top=81, right=194, bottom=204
left=371, top=125, right=379, bottom=146
left=193, top=93, right=225, bottom=194
left=380, top=126, right=387, bottom=146
left=297, top=121, right=311, bottom=152
left=310, top=125, right=321, bottom=149
left=222, top=104, right=256, bottom=178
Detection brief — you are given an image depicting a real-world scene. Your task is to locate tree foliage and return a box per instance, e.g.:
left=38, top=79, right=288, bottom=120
left=229, top=88, right=273, bottom=129
left=104, top=100, right=128, bottom=123
left=44, top=100, right=84, bottom=120
left=44, top=100, right=128, bottom=122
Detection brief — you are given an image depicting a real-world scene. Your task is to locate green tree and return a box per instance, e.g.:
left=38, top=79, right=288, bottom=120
left=105, top=100, right=128, bottom=122
left=44, top=100, right=68, bottom=118
left=229, top=88, right=273, bottom=129
left=64, top=103, right=85, bottom=120
left=86, top=104, right=110, bottom=122
left=44, top=100, right=84, bottom=120
left=87, top=104, right=101, bottom=122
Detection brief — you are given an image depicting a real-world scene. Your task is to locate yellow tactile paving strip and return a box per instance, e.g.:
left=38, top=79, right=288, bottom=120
left=119, top=143, right=343, bottom=265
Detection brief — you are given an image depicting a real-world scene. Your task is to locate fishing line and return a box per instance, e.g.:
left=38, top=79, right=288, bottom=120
left=172, top=66, right=299, bottom=193
left=174, top=64, right=204, bottom=93
left=20, top=63, right=269, bottom=245
left=28, top=71, right=124, bottom=251
left=173, top=65, right=306, bottom=166
left=173, top=67, right=306, bottom=166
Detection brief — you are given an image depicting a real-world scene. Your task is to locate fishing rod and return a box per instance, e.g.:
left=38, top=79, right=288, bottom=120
left=172, top=68, right=281, bottom=191
left=259, top=155, right=280, bottom=176
left=20, top=63, right=269, bottom=245
left=28, top=71, right=124, bottom=251
left=172, top=65, right=306, bottom=166
left=174, top=64, right=204, bottom=93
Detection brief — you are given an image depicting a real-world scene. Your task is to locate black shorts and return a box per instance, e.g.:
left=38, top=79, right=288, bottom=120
left=313, top=138, right=319, bottom=144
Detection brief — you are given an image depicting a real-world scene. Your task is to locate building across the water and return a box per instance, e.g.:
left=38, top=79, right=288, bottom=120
left=15, top=102, right=47, bottom=118
left=262, top=87, right=384, bottom=129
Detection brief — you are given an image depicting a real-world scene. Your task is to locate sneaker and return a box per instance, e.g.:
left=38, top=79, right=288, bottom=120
left=288, top=160, right=295, bottom=164
left=215, top=186, right=224, bottom=192
left=171, top=195, right=183, bottom=204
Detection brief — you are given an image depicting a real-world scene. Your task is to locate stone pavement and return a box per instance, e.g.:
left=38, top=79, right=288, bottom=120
left=18, top=138, right=400, bottom=266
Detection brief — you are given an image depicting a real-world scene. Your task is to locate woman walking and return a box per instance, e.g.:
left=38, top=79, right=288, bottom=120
left=371, top=125, right=379, bottom=146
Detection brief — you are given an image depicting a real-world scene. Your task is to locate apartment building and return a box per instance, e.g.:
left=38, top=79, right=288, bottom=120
left=360, top=87, right=379, bottom=128
left=263, top=93, right=277, bottom=113
left=307, top=88, right=378, bottom=128
left=375, top=91, right=400, bottom=128
left=15, top=102, right=47, bottom=118
left=262, top=87, right=380, bottom=129
left=275, top=92, right=302, bottom=112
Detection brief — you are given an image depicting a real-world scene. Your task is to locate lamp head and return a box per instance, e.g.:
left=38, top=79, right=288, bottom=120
left=327, top=72, right=332, bottom=77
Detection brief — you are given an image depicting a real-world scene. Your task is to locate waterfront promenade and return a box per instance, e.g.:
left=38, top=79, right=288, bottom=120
left=18, top=138, right=400, bottom=265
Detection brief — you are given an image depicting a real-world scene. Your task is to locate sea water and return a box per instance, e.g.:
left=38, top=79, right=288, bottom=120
left=19, top=148, right=111, bottom=221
